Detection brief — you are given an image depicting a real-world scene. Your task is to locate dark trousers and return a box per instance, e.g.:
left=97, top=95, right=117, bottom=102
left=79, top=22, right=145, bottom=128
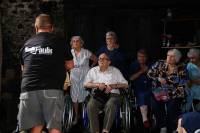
left=87, top=94, right=120, bottom=133
left=151, top=97, right=181, bottom=132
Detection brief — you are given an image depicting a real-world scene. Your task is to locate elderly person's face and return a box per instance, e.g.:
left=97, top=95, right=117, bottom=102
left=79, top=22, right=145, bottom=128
left=71, top=37, right=82, bottom=49
left=166, top=51, right=177, bottom=65
left=98, top=53, right=111, bottom=68
left=106, top=35, right=116, bottom=49
left=189, top=55, right=200, bottom=65
left=137, top=53, right=147, bottom=64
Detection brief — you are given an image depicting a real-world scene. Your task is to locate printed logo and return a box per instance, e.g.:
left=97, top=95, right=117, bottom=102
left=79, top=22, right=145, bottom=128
left=25, top=46, right=53, bottom=55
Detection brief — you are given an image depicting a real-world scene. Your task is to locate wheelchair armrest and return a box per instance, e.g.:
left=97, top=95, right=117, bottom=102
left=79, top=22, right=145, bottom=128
left=84, top=87, right=94, bottom=103
left=84, top=87, right=92, bottom=93
left=119, top=88, right=129, bottom=96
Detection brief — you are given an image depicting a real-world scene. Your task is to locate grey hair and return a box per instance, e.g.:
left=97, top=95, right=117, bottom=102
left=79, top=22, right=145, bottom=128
left=70, top=36, right=84, bottom=46
left=187, top=48, right=200, bottom=58
left=167, top=49, right=182, bottom=63
left=106, top=31, right=118, bottom=41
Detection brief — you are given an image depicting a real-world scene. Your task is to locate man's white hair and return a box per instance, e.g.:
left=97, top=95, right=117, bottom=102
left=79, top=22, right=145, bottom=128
left=106, top=31, right=118, bottom=41
left=187, top=48, right=200, bottom=58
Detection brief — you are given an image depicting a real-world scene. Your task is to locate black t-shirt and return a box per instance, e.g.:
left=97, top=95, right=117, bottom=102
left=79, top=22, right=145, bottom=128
left=20, top=32, right=72, bottom=92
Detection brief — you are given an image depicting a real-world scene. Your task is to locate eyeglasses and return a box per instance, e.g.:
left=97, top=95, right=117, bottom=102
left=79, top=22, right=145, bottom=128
left=106, top=37, right=114, bottom=40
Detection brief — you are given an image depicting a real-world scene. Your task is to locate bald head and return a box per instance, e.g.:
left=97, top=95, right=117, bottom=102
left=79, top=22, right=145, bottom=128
left=35, top=14, right=53, bottom=33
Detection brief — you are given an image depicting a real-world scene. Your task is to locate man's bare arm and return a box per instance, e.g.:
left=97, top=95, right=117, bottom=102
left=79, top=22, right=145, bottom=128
left=21, top=65, right=24, bottom=71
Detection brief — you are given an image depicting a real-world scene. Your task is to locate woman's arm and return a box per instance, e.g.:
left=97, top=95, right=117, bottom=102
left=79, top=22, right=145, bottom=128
left=147, top=61, right=159, bottom=80
left=129, top=70, right=143, bottom=81
left=130, top=65, right=148, bottom=81
left=21, top=65, right=24, bottom=71
left=147, top=61, right=167, bottom=85
left=190, top=79, right=200, bottom=85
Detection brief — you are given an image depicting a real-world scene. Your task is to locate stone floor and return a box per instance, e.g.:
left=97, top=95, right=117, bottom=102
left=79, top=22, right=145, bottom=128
left=0, top=94, right=155, bottom=133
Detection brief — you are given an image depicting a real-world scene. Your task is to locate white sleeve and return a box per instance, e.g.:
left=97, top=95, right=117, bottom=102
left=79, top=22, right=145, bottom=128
left=114, top=68, right=128, bottom=84
left=83, top=68, right=94, bottom=85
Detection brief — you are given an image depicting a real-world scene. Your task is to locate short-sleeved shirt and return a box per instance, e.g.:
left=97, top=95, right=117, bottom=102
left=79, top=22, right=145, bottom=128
left=20, top=32, right=72, bottom=92
left=187, top=62, right=200, bottom=100
left=84, top=66, right=128, bottom=94
left=181, top=111, right=200, bottom=133
left=71, top=48, right=91, bottom=68
left=96, top=45, right=126, bottom=76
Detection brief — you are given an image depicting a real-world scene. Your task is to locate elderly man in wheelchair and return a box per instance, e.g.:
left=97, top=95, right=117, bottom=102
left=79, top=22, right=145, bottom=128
left=83, top=53, right=128, bottom=133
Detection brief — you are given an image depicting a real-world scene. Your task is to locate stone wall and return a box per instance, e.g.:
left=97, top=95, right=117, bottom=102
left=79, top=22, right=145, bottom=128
left=0, top=1, right=65, bottom=130
left=0, top=0, right=64, bottom=68
left=0, top=10, right=2, bottom=94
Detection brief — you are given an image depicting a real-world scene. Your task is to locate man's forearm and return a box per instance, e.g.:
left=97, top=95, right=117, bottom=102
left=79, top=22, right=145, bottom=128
left=109, top=83, right=128, bottom=89
left=21, top=65, right=24, bottom=71
left=84, top=82, right=128, bottom=90
left=84, top=82, right=99, bottom=89
left=116, top=83, right=128, bottom=89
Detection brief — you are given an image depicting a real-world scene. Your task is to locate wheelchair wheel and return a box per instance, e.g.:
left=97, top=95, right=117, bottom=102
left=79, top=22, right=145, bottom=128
left=150, top=113, right=157, bottom=130
left=114, top=103, right=121, bottom=128
left=62, top=94, right=73, bottom=132
left=120, top=97, right=131, bottom=133
left=82, top=95, right=92, bottom=133
left=82, top=101, right=89, bottom=129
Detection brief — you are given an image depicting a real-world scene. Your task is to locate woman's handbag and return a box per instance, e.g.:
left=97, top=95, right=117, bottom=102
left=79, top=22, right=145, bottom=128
left=152, top=86, right=168, bottom=101
left=152, top=85, right=186, bottom=101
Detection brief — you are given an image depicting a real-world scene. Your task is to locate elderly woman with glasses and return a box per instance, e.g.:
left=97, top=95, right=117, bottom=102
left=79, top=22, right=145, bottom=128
left=147, top=49, right=189, bottom=133
left=187, top=48, right=200, bottom=111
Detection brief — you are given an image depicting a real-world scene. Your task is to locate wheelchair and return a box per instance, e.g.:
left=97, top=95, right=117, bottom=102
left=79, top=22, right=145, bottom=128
left=62, top=92, right=74, bottom=132
left=128, top=82, right=157, bottom=133
left=82, top=88, right=132, bottom=133
left=124, top=83, right=140, bottom=132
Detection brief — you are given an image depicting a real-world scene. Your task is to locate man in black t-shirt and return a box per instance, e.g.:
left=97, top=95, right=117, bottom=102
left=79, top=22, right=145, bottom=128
left=18, top=14, right=73, bottom=133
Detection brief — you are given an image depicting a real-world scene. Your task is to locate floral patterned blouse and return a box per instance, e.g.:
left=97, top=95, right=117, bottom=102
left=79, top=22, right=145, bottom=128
left=147, top=60, right=189, bottom=100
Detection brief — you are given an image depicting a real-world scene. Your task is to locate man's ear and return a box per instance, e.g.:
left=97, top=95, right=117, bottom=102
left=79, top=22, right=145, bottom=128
left=35, top=26, right=38, bottom=33
left=51, top=26, right=54, bottom=32
left=108, top=60, right=111, bottom=65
